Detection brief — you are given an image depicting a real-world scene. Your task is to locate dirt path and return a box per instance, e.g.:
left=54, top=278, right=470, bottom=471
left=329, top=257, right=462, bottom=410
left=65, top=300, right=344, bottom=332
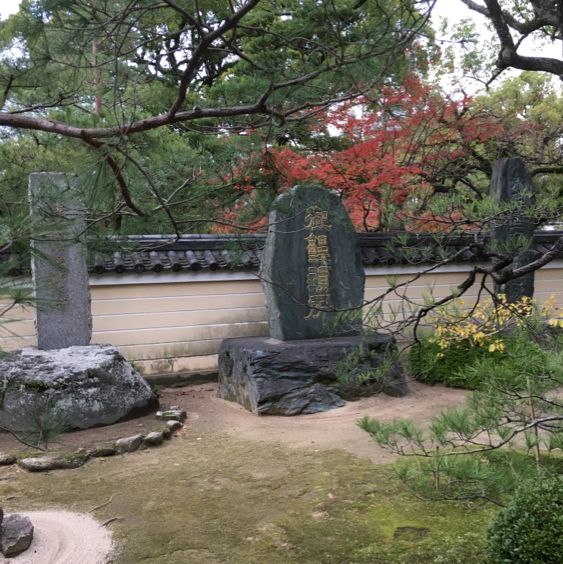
left=0, top=382, right=468, bottom=464
left=162, top=381, right=468, bottom=463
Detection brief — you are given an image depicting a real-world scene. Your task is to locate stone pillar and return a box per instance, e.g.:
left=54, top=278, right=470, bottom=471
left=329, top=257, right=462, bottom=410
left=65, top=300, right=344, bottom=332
left=490, top=158, right=536, bottom=302
left=28, top=172, right=92, bottom=349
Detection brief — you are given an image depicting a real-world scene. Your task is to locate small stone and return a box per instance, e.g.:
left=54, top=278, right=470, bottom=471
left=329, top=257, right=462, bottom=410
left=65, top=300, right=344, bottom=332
left=0, top=453, right=16, bottom=466
left=56, top=451, right=89, bottom=469
left=89, top=445, right=117, bottom=458
left=166, top=420, right=183, bottom=432
left=156, top=409, right=186, bottom=422
left=18, top=456, right=58, bottom=472
left=0, top=513, right=34, bottom=557
left=115, top=434, right=144, bottom=454
left=162, top=427, right=172, bottom=440
left=17, top=452, right=88, bottom=472
left=144, top=431, right=164, bottom=447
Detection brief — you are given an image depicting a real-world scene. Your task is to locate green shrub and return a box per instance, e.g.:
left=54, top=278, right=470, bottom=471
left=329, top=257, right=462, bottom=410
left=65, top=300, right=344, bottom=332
left=486, top=476, right=563, bottom=564
left=5, top=396, right=70, bottom=450
left=409, top=332, right=562, bottom=390
left=464, top=333, right=563, bottom=392
left=408, top=336, right=493, bottom=388
left=409, top=294, right=563, bottom=390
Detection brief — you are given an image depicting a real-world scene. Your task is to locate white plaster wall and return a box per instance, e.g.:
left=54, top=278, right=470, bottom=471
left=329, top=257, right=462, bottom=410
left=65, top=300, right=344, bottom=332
left=1, top=260, right=561, bottom=375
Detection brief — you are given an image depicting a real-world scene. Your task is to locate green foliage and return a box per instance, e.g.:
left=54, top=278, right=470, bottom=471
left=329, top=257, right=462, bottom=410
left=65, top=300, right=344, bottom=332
left=408, top=335, right=493, bottom=388
left=336, top=347, right=373, bottom=391
left=394, top=450, right=563, bottom=506
left=409, top=330, right=563, bottom=390
left=336, top=345, right=402, bottom=400
left=362, top=313, right=563, bottom=505
left=2, top=395, right=70, bottom=450
left=0, top=0, right=433, bottom=234
left=486, top=476, right=563, bottom=564
left=405, top=530, right=487, bottom=564
left=465, top=333, right=563, bottom=389
left=408, top=293, right=563, bottom=391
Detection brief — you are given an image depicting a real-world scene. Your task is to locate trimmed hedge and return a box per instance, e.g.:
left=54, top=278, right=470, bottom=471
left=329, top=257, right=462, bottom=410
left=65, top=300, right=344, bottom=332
left=486, top=476, right=563, bottom=563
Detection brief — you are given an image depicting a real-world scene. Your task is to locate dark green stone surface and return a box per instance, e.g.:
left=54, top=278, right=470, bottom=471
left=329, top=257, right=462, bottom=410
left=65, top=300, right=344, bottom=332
left=260, top=185, right=364, bottom=340
left=489, top=158, right=536, bottom=302
left=217, top=334, right=407, bottom=415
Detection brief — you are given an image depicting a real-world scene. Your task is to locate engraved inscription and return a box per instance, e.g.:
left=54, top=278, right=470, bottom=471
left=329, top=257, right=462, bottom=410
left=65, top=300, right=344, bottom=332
left=304, top=205, right=331, bottom=319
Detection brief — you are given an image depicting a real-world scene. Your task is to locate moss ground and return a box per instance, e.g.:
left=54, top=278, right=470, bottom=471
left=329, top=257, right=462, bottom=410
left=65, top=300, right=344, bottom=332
left=1, top=431, right=493, bottom=563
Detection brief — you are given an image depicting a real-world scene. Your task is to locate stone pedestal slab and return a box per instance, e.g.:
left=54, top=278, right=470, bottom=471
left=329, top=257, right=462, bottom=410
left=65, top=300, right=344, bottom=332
left=217, top=335, right=407, bottom=415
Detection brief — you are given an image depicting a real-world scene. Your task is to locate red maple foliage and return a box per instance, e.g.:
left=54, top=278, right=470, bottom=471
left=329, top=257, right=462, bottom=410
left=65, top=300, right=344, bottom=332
left=221, top=76, right=509, bottom=232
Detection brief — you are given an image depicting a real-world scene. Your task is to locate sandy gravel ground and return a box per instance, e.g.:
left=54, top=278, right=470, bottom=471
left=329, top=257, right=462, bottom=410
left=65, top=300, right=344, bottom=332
left=0, top=381, right=469, bottom=464
left=175, top=381, right=468, bottom=463
left=3, top=512, right=113, bottom=564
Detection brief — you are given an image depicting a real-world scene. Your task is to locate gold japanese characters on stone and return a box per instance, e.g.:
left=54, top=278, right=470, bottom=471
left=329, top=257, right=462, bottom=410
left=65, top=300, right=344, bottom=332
left=304, top=205, right=331, bottom=319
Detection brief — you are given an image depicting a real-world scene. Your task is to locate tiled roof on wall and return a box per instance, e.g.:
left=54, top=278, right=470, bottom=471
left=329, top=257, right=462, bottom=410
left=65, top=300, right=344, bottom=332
left=90, top=234, right=263, bottom=274
left=88, top=231, right=563, bottom=275
left=1, top=232, right=561, bottom=276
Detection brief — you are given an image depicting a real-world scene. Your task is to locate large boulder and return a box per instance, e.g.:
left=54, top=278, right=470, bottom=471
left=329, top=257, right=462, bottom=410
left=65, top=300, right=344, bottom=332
left=218, top=334, right=407, bottom=415
left=0, top=345, right=158, bottom=430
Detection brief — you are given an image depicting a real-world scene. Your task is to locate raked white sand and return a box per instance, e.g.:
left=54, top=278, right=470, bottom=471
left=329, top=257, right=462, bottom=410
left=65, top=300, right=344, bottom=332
left=5, top=511, right=113, bottom=564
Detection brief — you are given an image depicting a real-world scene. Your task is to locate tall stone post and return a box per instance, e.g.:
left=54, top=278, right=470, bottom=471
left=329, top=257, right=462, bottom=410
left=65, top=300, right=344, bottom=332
left=28, top=172, right=92, bottom=349
left=489, top=158, right=536, bottom=302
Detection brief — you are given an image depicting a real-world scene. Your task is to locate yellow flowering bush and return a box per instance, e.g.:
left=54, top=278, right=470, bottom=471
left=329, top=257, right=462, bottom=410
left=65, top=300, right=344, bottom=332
left=543, top=293, right=563, bottom=328
left=428, top=294, right=559, bottom=358
left=409, top=294, right=562, bottom=389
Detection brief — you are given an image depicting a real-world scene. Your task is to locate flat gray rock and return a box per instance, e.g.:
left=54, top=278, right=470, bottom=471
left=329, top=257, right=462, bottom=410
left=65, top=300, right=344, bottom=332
left=144, top=431, right=164, bottom=446
left=88, top=445, right=117, bottom=458
left=18, top=452, right=88, bottom=472
left=0, top=453, right=16, bottom=466
left=218, top=334, right=406, bottom=415
left=0, top=514, right=34, bottom=557
left=156, top=409, right=186, bottom=422
left=0, top=345, right=158, bottom=430
left=166, top=420, right=183, bottom=432
left=18, top=456, right=61, bottom=472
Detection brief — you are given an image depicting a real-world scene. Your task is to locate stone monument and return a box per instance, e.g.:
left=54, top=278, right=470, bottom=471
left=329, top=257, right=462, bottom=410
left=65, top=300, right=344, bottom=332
left=489, top=158, right=536, bottom=302
left=261, top=185, right=364, bottom=339
left=217, top=185, right=406, bottom=415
